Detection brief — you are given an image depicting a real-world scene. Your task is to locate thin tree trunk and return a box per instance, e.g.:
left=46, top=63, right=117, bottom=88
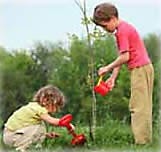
left=74, top=0, right=97, bottom=141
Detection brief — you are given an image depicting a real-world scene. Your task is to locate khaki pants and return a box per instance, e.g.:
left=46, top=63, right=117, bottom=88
left=129, top=64, right=154, bottom=144
left=3, top=124, right=46, bottom=151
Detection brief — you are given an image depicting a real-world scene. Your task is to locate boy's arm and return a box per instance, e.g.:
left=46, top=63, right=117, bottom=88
left=110, top=66, right=121, bottom=81
left=105, top=66, right=121, bottom=90
left=98, top=51, right=129, bottom=76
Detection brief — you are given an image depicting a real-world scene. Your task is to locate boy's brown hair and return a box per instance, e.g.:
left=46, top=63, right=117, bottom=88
left=93, top=3, right=118, bottom=26
left=33, top=85, right=66, bottom=109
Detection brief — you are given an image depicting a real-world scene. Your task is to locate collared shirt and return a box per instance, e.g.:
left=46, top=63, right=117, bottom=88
left=115, top=20, right=151, bottom=69
left=5, top=102, right=48, bottom=131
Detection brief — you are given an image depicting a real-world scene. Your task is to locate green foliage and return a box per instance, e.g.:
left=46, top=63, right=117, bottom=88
left=143, top=34, right=161, bottom=126
left=0, top=32, right=160, bottom=149
left=0, top=50, right=36, bottom=124
left=81, top=16, right=91, bottom=25
left=144, top=34, right=161, bottom=63
left=43, top=120, right=133, bottom=148
left=36, top=121, right=159, bottom=151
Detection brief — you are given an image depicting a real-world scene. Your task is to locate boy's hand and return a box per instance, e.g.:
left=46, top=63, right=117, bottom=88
left=98, top=66, right=111, bottom=76
left=105, top=77, right=115, bottom=91
left=46, top=132, right=60, bottom=139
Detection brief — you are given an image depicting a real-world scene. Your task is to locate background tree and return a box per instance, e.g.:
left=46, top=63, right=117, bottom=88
left=0, top=33, right=160, bottom=149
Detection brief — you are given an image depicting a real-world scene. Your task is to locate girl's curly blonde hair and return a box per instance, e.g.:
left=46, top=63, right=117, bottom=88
left=33, top=85, right=66, bottom=109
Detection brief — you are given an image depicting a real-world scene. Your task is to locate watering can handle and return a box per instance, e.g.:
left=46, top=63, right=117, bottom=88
left=97, top=75, right=103, bottom=85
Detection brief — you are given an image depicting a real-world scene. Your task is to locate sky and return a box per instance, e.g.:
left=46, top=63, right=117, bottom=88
left=0, top=0, right=161, bottom=50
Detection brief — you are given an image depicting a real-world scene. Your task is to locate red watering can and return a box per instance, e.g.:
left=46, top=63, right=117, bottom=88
left=59, top=114, right=86, bottom=146
left=94, top=76, right=111, bottom=96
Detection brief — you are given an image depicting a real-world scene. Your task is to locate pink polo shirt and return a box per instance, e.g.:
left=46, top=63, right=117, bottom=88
left=115, top=20, right=151, bottom=69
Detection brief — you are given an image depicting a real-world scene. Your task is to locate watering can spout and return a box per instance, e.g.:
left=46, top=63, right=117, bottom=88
left=59, top=114, right=86, bottom=146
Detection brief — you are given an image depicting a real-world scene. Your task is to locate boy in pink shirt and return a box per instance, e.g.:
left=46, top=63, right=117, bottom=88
left=92, top=3, right=154, bottom=144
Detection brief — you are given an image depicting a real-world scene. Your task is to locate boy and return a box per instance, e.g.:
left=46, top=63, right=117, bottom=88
left=3, top=85, right=75, bottom=151
left=92, top=3, right=154, bottom=144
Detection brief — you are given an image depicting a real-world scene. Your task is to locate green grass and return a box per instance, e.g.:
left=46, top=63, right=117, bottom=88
left=0, top=119, right=160, bottom=152
left=40, top=120, right=160, bottom=152
left=1, top=146, right=160, bottom=152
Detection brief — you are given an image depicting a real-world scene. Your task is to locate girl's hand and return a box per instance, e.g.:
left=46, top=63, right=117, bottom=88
left=68, top=123, right=75, bottom=132
left=46, top=132, right=60, bottom=139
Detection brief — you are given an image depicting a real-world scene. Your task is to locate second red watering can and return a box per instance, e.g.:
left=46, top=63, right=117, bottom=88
left=94, top=76, right=111, bottom=96
left=59, top=114, right=86, bottom=146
